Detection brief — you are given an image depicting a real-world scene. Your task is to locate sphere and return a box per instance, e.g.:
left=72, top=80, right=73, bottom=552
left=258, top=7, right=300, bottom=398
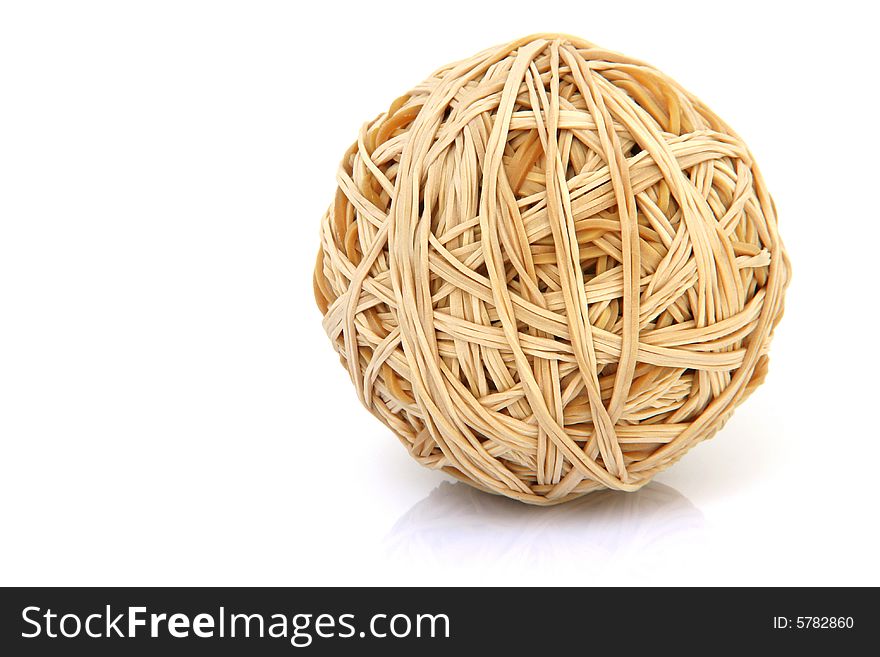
left=313, top=34, right=790, bottom=504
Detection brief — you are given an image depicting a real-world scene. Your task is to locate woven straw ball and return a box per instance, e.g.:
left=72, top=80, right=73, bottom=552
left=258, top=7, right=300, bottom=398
left=313, top=34, right=790, bottom=505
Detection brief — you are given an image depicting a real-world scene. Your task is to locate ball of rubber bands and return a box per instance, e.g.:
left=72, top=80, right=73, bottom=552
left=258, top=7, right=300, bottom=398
left=313, top=34, right=790, bottom=505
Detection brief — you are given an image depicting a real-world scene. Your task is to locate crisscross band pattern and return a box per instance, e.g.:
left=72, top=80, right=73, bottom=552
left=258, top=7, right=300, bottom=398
left=313, top=34, right=790, bottom=504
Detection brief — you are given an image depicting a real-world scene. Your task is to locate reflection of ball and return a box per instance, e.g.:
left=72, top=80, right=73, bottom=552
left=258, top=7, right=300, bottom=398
left=385, top=481, right=704, bottom=566
left=313, top=34, right=790, bottom=505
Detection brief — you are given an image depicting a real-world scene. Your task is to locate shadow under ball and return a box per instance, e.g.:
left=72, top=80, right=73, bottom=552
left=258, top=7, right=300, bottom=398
left=313, top=34, right=790, bottom=505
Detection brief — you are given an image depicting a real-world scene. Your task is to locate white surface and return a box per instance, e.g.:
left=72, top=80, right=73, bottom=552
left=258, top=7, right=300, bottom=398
left=1, top=0, right=877, bottom=587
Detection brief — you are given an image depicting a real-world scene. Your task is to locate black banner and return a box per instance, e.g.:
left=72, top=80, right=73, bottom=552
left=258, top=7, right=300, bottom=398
left=0, top=587, right=871, bottom=655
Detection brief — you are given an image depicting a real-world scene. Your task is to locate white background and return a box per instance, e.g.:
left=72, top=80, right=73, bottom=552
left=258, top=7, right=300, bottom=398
left=1, top=0, right=877, bottom=586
